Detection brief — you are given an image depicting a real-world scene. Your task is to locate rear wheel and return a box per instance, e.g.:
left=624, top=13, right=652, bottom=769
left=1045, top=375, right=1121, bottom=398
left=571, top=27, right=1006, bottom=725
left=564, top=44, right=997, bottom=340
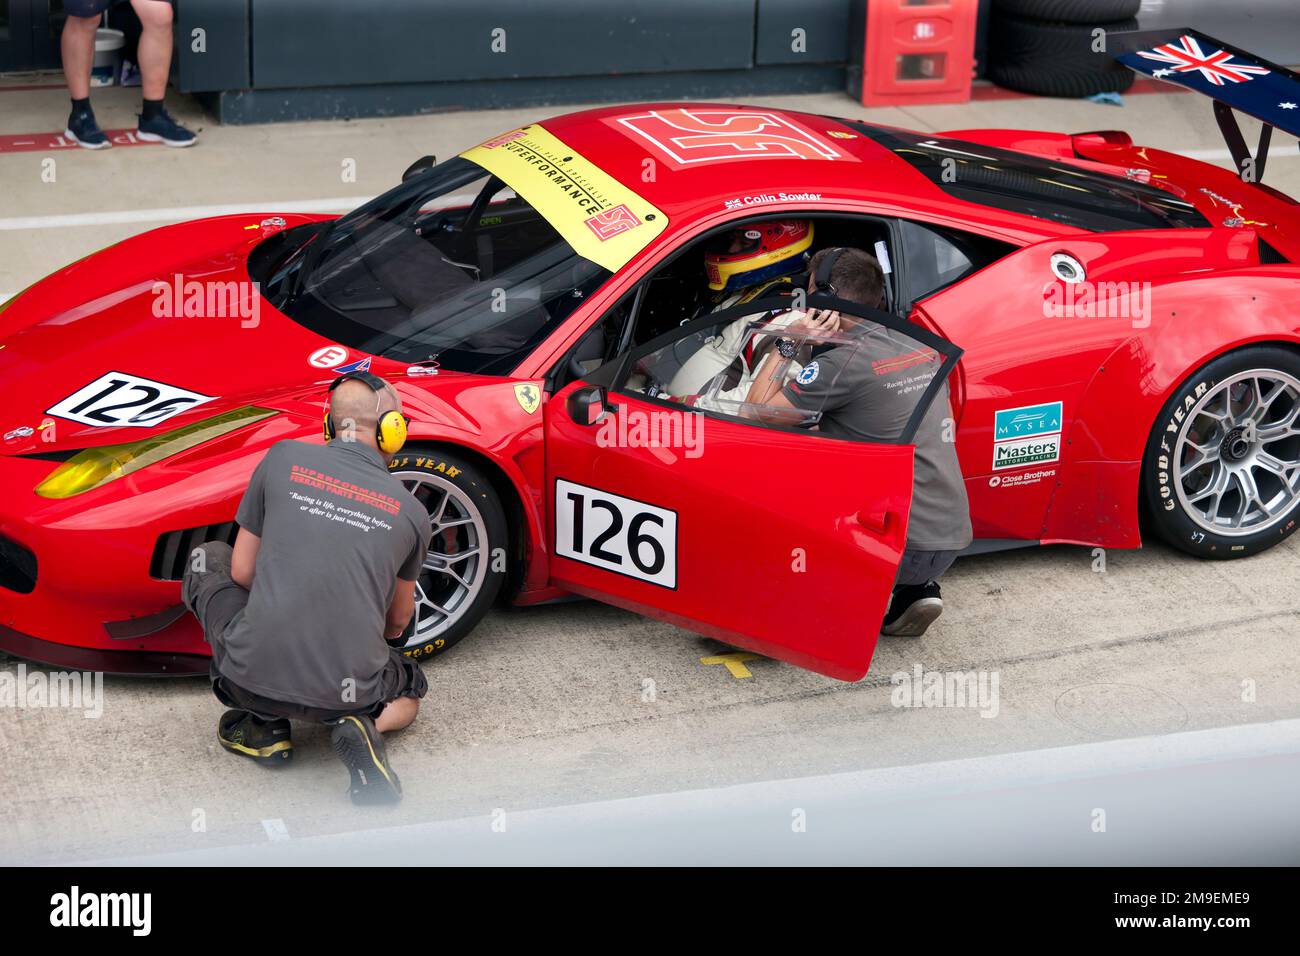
left=1143, top=347, right=1300, bottom=558
left=388, top=448, right=508, bottom=659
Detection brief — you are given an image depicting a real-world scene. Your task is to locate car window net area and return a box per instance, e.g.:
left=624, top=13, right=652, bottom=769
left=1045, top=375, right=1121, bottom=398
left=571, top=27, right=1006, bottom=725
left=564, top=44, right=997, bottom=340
left=621, top=304, right=945, bottom=445
left=271, top=157, right=610, bottom=375
left=850, top=122, right=1211, bottom=232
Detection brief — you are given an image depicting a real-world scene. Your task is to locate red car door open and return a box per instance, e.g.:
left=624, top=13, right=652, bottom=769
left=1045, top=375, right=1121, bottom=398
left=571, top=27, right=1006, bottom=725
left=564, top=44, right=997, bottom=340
left=542, top=294, right=962, bottom=680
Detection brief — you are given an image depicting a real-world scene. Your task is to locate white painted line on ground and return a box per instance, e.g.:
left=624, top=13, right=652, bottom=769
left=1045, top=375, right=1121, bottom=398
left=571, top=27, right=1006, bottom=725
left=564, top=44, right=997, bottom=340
left=82, top=717, right=1300, bottom=866
left=1177, top=144, right=1300, bottom=161
left=0, top=196, right=374, bottom=232
left=2, top=144, right=1298, bottom=233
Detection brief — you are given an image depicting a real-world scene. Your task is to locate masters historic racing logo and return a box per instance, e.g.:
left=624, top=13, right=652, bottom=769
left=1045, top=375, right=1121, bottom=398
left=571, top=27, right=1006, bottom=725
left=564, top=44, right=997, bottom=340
left=992, top=401, right=1062, bottom=471
left=612, top=108, right=850, bottom=166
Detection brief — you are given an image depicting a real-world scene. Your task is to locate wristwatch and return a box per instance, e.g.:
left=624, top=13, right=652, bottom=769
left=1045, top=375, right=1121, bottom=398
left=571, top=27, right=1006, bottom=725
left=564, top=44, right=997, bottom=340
left=775, top=337, right=798, bottom=359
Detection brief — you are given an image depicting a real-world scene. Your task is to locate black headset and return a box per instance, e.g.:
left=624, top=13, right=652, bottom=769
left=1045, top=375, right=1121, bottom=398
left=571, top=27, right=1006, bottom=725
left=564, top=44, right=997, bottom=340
left=323, top=370, right=409, bottom=454
left=809, top=247, right=846, bottom=297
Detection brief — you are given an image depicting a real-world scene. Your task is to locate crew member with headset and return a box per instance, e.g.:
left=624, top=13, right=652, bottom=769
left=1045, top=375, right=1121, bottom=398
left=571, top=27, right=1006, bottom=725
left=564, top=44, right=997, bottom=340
left=182, top=371, right=433, bottom=805
left=743, top=247, right=973, bottom=637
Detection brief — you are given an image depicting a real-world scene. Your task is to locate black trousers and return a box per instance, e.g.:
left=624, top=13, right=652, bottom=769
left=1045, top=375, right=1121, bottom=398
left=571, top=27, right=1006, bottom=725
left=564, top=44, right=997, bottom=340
left=895, top=548, right=960, bottom=588
left=181, top=542, right=426, bottom=723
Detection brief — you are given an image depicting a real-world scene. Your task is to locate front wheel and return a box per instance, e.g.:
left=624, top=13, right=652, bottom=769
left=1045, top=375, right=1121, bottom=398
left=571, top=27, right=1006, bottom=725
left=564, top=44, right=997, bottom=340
left=1142, top=346, right=1300, bottom=558
left=388, top=448, right=509, bottom=659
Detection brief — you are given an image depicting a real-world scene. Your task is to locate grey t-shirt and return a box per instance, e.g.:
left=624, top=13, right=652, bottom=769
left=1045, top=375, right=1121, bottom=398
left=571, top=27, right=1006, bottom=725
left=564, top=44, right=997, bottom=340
left=213, top=439, right=432, bottom=710
left=782, top=322, right=973, bottom=552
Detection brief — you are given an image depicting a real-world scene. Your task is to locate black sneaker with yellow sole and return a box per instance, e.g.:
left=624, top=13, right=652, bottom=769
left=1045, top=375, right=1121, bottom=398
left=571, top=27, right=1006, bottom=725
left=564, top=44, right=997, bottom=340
left=218, top=709, right=292, bottom=765
left=330, top=714, right=402, bottom=806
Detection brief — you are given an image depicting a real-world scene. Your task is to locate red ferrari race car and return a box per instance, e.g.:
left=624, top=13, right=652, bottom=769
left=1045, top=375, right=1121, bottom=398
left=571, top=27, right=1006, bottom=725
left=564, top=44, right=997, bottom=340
left=2, top=30, right=1298, bottom=681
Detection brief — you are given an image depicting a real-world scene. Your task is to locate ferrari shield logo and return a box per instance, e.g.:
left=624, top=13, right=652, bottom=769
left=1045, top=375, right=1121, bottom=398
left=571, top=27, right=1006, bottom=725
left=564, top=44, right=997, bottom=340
left=514, top=382, right=541, bottom=415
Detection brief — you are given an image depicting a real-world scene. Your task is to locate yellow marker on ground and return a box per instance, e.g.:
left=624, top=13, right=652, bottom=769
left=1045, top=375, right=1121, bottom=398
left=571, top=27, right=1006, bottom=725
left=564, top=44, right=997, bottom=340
left=700, top=652, right=763, bottom=679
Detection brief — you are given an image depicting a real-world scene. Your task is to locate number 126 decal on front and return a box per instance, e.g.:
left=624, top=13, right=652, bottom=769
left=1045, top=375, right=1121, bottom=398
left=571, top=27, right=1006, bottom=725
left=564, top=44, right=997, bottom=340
left=555, top=478, right=677, bottom=589
left=47, top=371, right=216, bottom=428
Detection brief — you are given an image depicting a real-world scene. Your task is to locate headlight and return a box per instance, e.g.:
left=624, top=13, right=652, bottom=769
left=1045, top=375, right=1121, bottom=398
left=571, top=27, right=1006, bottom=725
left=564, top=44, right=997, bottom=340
left=34, top=406, right=278, bottom=499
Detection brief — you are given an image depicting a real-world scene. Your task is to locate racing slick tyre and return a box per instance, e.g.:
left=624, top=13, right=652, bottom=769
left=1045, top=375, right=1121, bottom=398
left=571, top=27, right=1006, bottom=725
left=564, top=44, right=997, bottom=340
left=991, top=0, right=1141, bottom=24
left=988, top=15, right=1137, bottom=97
left=387, top=448, right=508, bottom=660
left=1143, top=347, right=1300, bottom=559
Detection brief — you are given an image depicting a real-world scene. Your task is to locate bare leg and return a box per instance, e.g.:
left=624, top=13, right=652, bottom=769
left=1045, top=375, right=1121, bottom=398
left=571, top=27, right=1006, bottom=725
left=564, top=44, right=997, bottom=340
left=61, top=16, right=99, bottom=101
left=375, top=696, right=419, bottom=733
left=130, top=0, right=174, bottom=101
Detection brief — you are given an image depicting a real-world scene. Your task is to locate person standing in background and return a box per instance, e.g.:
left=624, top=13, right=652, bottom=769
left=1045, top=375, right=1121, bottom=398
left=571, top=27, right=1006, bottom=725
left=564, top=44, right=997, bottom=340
left=61, top=0, right=197, bottom=148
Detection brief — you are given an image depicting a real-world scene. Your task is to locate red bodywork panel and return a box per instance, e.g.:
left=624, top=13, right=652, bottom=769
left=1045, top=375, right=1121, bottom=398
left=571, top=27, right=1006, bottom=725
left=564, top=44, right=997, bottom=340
left=545, top=383, right=914, bottom=681
left=2, top=102, right=1299, bottom=676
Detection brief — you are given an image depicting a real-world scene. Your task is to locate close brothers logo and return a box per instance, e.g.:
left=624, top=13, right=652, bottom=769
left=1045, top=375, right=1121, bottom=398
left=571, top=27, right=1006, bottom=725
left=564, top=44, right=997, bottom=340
left=49, top=886, right=151, bottom=936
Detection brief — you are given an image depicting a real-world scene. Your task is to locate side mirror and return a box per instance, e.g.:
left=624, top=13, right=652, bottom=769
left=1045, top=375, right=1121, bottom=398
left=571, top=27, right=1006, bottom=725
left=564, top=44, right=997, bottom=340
left=567, top=385, right=615, bottom=426
left=402, top=155, right=437, bottom=182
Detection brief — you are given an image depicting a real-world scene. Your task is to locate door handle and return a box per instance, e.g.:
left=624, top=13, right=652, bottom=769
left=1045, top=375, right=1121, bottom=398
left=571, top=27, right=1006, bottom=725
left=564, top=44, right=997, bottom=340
left=856, top=510, right=892, bottom=534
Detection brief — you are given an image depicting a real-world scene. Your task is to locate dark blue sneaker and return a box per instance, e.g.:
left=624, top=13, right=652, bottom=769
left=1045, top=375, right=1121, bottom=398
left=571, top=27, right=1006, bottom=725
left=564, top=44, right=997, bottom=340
left=65, top=108, right=111, bottom=150
left=136, top=107, right=197, bottom=148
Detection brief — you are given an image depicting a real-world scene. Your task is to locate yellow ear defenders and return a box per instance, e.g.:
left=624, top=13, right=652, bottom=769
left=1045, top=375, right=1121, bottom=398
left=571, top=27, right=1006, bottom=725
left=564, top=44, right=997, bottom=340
left=323, top=370, right=409, bottom=454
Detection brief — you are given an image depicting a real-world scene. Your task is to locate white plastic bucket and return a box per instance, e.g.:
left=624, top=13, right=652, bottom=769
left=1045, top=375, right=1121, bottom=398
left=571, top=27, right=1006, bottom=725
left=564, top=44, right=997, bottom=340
left=91, top=28, right=125, bottom=88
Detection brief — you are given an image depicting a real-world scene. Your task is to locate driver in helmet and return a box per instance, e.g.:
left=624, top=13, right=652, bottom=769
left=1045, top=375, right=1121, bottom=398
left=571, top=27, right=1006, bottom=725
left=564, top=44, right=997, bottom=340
left=663, top=220, right=814, bottom=411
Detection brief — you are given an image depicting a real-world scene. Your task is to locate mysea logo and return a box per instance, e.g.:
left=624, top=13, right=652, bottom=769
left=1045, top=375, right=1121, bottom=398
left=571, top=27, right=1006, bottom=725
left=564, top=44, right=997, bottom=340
left=992, top=401, right=1062, bottom=471
left=50, top=886, right=151, bottom=936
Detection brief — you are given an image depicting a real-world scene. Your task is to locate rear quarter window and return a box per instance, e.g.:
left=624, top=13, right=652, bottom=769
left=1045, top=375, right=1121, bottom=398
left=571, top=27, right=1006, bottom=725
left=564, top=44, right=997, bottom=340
left=853, top=123, right=1211, bottom=233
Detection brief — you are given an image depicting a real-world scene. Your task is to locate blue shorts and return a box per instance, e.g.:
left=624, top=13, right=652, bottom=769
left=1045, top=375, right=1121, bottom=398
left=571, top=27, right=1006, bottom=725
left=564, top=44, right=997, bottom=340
left=63, top=0, right=118, bottom=17
left=64, top=0, right=172, bottom=18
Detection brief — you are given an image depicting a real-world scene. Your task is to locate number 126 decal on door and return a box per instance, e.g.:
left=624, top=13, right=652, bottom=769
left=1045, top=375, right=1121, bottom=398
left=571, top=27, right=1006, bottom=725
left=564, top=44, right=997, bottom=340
left=555, top=478, right=677, bottom=588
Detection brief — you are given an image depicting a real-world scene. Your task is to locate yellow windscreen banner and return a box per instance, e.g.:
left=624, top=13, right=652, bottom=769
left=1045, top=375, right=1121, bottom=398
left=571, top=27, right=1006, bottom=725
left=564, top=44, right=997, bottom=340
left=461, top=125, right=667, bottom=273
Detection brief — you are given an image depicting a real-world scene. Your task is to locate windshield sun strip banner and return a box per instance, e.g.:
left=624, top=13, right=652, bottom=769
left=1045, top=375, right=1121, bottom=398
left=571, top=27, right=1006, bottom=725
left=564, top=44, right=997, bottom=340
left=460, top=125, right=668, bottom=273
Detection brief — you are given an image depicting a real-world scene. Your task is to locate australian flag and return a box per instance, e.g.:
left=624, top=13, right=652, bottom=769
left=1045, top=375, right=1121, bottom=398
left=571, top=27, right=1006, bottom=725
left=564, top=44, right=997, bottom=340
left=1115, top=29, right=1300, bottom=139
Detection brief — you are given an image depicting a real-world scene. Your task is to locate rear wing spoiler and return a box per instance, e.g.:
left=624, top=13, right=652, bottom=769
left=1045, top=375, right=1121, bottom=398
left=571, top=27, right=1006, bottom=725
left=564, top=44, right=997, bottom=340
left=1113, top=29, right=1299, bottom=185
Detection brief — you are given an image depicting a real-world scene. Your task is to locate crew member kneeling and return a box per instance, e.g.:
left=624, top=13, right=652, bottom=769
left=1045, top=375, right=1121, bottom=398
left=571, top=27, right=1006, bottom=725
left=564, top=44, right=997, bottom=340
left=182, top=371, right=432, bottom=805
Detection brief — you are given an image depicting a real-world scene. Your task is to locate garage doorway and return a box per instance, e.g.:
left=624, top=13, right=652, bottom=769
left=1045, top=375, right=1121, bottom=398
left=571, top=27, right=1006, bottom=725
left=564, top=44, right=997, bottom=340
left=0, top=1, right=65, bottom=73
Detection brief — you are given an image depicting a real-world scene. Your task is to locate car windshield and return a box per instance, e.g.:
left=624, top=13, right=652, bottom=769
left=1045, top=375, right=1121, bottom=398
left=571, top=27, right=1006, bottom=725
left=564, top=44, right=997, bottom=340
left=272, top=157, right=610, bottom=375
left=850, top=122, right=1211, bottom=232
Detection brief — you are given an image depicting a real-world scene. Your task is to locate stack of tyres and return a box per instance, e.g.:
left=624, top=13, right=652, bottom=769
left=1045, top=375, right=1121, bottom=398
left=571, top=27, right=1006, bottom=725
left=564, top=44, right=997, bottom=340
left=988, top=0, right=1140, bottom=97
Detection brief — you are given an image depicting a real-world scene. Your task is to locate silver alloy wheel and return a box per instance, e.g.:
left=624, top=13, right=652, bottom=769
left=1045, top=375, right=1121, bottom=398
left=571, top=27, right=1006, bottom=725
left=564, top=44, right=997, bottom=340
left=391, top=469, right=489, bottom=645
left=1173, top=369, right=1300, bottom=536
